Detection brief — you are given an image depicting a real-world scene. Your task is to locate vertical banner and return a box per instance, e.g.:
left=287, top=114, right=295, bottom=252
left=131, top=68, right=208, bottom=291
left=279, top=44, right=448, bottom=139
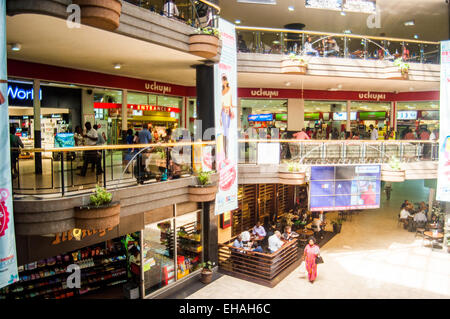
left=0, top=0, right=19, bottom=288
left=214, top=19, right=238, bottom=215
left=437, top=41, right=450, bottom=202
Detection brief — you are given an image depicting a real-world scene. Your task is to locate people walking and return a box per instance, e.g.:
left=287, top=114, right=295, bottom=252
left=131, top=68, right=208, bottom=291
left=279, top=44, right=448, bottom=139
left=10, top=126, right=24, bottom=179
left=79, top=122, right=102, bottom=176
left=303, top=237, right=320, bottom=283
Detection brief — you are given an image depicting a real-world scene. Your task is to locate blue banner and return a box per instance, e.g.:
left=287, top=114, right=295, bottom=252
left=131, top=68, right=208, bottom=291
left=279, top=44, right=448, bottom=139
left=0, top=0, right=19, bottom=289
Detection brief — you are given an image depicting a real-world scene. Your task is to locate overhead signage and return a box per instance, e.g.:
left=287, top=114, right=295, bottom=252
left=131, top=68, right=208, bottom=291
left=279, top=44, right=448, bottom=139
left=248, top=113, right=273, bottom=122
left=249, top=88, right=280, bottom=98
left=358, top=111, right=386, bottom=120
left=0, top=0, right=18, bottom=289
left=332, top=112, right=357, bottom=121
left=304, top=112, right=320, bottom=120
left=93, top=102, right=180, bottom=113
left=437, top=40, right=450, bottom=202
left=275, top=113, right=287, bottom=121
left=397, top=111, right=417, bottom=120
left=420, top=110, right=439, bottom=120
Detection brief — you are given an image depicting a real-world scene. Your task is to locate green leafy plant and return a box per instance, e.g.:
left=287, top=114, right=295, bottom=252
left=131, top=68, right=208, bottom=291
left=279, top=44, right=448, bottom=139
left=394, top=58, right=410, bottom=74
left=89, top=186, right=112, bottom=207
left=200, top=261, right=215, bottom=271
left=287, top=162, right=302, bottom=172
left=281, top=212, right=297, bottom=226
left=197, top=26, right=220, bottom=38
left=197, top=170, right=213, bottom=186
left=388, top=156, right=402, bottom=171
left=288, top=53, right=308, bottom=66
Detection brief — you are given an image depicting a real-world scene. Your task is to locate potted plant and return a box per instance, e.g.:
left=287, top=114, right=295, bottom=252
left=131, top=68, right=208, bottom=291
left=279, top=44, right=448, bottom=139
left=72, top=0, right=122, bottom=31
left=199, top=261, right=215, bottom=284
left=189, top=27, right=222, bottom=59
left=279, top=161, right=306, bottom=185
left=281, top=53, right=308, bottom=74
left=331, top=219, right=343, bottom=233
left=74, top=186, right=120, bottom=230
left=393, top=58, right=410, bottom=79
left=381, top=156, right=405, bottom=182
left=188, top=171, right=218, bottom=202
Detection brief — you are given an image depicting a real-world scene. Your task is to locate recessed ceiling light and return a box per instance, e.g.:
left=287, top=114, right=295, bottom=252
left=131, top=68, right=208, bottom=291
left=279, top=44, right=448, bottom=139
left=235, top=19, right=241, bottom=24
left=404, top=20, right=415, bottom=26
left=285, top=82, right=291, bottom=86
left=343, top=30, right=352, bottom=34
left=414, top=34, right=419, bottom=39
left=288, top=6, right=294, bottom=11
left=10, top=43, right=21, bottom=51
left=340, top=10, right=346, bottom=16
left=113, top=63, right=122, bottom=69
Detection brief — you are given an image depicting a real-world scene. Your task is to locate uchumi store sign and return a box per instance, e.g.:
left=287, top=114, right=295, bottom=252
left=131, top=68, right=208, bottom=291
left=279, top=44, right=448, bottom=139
left=358, top=91, right=386, bottom=101
left=250, top=88, right=279, bottom=99
left=145, top=81, right=172, bottom=95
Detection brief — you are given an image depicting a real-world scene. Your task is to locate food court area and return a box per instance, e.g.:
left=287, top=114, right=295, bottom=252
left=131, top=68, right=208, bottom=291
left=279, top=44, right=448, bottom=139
left=195, top=180, right=450, bottom=299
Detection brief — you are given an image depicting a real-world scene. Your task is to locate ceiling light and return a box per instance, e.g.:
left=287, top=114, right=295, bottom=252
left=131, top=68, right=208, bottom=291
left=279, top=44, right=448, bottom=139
left=337, top=84, right=343, bottom=89
left=113, top=63, right=122, bottom=70
left=285, top=82, right=291, bottom=86
left=343, top=30, right=352, bottom=34
left=340, top=10, right=346, bottom=16
left=404, top=20, right=415, bottom=26
left=10, top=43, right=21, bottom=51
left=288, top=6, right=294, bottom=11
left=414, top=34, right=419, bottom=39
left=235, top=19, right=241, bottom=24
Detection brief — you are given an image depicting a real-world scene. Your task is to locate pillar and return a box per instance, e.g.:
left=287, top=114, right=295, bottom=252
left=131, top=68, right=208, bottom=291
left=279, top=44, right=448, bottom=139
left=391, top=101, right=397, bottom=131
left=428, top=188, right=435, bottom=221
left=288, top=98, right=304, bottom=131
left=346, top=100, right=351, bottom=132
left=195, top=64, right=215, bottom=141
left=202, top=202, right=218, bottom=265
left=33, top=79, right=42, bottom=175
left=121, top=89, right=128, bottom=142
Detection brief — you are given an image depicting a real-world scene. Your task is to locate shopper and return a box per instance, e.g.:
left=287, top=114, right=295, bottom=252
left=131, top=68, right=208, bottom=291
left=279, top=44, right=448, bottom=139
left=79, top=122, right=102, bottom=176
left=369, top=124, right=378, bottom=140
left=74, top=125, right=84, bottom=146
left=268, top=231, right=284, bottom=253
left=163, top=0, right=179, bottom=18
left=293, top=128, right=310, bottom=140
left=93, top=124, right=106, bottom=146
left=303, top=237, right=320, bottom=283
left=252, top=221, right=267, bottom=239
left=304, top=36, right=319, bottom=57
left=123, top=129, right=135, bottom=173
left=138, top=123, right=153, bottom=144
left=404, top=129, right=415, bottom=140
left=10, top=126, right=24, bottom=179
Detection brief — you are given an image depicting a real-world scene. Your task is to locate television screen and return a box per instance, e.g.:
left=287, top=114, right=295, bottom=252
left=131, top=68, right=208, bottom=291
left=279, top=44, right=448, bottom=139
left=359, top=111, right=386, bottom=120
left=397, top=111, right=417, bottom=120
left=304, top=112, right=320, bottom=120
left=332, top=112, right=357, bottom=121
left=248, top=113, right=274, bottom=122
left=310, top=165, right=381, bottom=211
left=54, top=133, right=75, bottom=148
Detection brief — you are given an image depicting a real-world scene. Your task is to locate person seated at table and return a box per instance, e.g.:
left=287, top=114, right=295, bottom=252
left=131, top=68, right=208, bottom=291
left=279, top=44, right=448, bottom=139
left=268, top=231, right=284, bottom=254
left=311, top=218, right=324, bottom=240
left=418, top=201, right=428, bottom=214
left=324, top=37, right=339, bottom=57
left=163, top=0, right=179, bottom=18
left=252, top=220, right=267, bottom=239
left=304, top=36, right=319, bottom=57
left=282, top=225, right=299, bottom=241
left=414, top=209, right=428, bottom=224
left=399, top=204, right=412, bottom=229
left=232, top=234, right=244, bottom=249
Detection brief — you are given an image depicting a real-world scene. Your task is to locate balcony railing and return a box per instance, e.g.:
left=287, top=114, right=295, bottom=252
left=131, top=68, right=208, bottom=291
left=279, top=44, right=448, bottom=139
left=238, top=139, right=439, bottom=165
left=236, top=26, right=440, bottom=64
left=124, top=0, right=220, bottom=28
left=12, top=141, right=215, bottom=197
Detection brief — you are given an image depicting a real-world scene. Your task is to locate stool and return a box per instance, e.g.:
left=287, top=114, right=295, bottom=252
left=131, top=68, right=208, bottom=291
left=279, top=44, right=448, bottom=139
left=415, top=227, right=425, bottom=241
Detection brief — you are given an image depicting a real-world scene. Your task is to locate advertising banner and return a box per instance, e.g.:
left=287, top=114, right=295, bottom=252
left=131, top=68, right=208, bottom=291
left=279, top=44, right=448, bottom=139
left=437, top=40, right=450, bottom=202
left=214, top=19, right=238, bottom=215
left=0, top=0, right=19, bottom=289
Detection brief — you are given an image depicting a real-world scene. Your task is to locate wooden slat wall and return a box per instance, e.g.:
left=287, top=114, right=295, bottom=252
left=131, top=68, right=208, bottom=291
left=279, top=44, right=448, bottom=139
left=257, top=184, right=275, bottom=223
left=232, top=185, right=257, bottom=237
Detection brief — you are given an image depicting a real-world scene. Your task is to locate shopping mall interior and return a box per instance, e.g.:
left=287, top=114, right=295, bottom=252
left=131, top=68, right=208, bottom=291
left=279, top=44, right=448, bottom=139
left=0, top=0, right=449, bottom=301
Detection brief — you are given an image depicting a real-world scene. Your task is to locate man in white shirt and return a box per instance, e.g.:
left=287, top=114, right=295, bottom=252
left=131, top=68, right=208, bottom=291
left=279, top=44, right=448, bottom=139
left=399, top=207, right=411, bottom=219
left=163, top=0, right=179, bottom=18
left=369, top=124, right=378, bottom=140
left=252, top=221, right=267, bottom=238
left=268, top=231, right=284, bottom=253
left=79, top=122, right=102, bottom=176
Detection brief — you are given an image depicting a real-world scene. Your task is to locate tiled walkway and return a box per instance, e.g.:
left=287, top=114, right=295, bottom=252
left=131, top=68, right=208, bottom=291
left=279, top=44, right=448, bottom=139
left=188, top=180, right=450, bottom=299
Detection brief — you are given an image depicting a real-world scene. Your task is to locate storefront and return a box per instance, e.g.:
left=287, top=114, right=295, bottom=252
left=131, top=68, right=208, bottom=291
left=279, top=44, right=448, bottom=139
left=396, top=101, right=440, bottom=139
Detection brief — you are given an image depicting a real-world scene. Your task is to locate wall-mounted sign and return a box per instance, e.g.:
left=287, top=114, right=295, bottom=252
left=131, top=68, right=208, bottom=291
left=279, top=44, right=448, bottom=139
left=7, top=85, right=42, bottom=101
left=52, top=227, right=114, bottom=245
left=93, top=102, right=180, bottom=113
left=275, top=113, right=287, bottom=121
left=220, top=211, right=231, bottom=229
left=248, top=113, right=273, bottom=122
left=359, top=111, right=386, bottom=120
left=397, top=111, right=417, bottom=120
left=304, top=112, right=320, bottom=120
left=249, top=88, right=280, bottom=98
left=332, top=112, right=357, bottom=121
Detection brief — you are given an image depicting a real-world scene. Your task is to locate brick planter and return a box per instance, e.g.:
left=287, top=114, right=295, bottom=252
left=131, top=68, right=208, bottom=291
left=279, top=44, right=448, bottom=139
left=281, top=59, right=307, bottom=75
left=189, top=34, right=221, bottom=59
left=188, top=184, right=218, bottom=202
left=72, top=0, right=122, bottom=31
left=74, top=201, right=120, bottom=230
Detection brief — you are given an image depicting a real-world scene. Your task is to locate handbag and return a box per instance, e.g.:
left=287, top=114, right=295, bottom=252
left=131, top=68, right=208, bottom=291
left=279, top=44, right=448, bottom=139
left=315, top=255, right=324, bottom=264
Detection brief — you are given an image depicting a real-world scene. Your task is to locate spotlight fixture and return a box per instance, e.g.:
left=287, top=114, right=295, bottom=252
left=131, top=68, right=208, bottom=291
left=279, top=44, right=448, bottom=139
left=414, top=34, right=419, bottom=39
left=10, top=43, right=21, bottom=51
left=113, top=63, right=122, bottom=69
left=288, top=6, right=294, bottom=11
left=404, top=20, right=415, bottom=26
left=235, top=19, right=241, bottom=24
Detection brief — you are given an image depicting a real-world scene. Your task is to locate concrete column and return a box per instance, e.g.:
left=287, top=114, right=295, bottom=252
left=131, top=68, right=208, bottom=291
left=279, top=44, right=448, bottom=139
left=202, top=202, right=218, bottom=265
left=288, top=98, right=304, bottom=131
left=181, top=96, right=187, bottom=129
left=346, top=100, right=351, bottom=132
left=81, top=88, right=94, bottom=127
left=195, top=64, right=215, bottom=140
left=121, top=89, right=128, bottom=142
left=391, top=101, right=397, bottom=131
left=33, top=79, right=42, bottom=175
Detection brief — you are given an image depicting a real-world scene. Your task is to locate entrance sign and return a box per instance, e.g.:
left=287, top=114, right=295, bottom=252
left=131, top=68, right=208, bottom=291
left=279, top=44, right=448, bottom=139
left=0, top=0, right=19, bottom=289
left=214, top=19, right=238, bottom=215
left=437, top=41, right=450, bottom=202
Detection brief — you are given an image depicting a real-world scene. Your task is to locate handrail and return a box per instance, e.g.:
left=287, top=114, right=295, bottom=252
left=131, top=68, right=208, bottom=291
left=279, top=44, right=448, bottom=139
left=13, top=141, right=216, bottom=153
left=236, top=26, right=440, bottom=45
left=198, top=0, right=220, bottom=13
left=238, top=139, right=438, bottom=144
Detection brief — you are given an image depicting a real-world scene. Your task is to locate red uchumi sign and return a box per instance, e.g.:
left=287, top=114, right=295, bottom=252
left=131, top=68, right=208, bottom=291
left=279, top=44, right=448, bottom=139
left=94, top=102, right=180, bottom=113
left=358, top=91, right=387, bottom=101
left=250, top=88, right=280, bottom=98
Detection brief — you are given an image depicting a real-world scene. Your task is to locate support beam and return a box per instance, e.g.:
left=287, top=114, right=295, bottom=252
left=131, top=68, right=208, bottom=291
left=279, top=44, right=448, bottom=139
left=195, top=64, right=215, bottom=140
left=33, top=79, right=42, bottom=175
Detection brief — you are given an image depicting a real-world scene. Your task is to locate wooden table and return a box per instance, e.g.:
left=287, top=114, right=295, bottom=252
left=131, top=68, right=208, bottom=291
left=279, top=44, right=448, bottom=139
left=424, top=231, right=444, bottom=250
left=298, top=229, right=314, bottom=238
left=427, top=223, right=441, bottom=230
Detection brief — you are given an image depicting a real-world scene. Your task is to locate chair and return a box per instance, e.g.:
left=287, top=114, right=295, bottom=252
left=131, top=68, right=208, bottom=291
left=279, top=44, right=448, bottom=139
left=415, top=226, right=426, bottom=241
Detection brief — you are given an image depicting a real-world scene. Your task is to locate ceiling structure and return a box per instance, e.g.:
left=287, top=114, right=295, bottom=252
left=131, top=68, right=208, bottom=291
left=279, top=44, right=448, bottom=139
left=220, top=0, right=449, bottom=42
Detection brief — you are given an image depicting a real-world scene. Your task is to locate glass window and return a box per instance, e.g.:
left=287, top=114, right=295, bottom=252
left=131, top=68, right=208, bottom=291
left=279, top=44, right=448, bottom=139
left=351, top=101, right=390, bottom=112
left=128, top=92, right=148, bottom=104
left=158, top=96, right=182, bottom=108
left=176, top=211, right=203, bottom=280
left=397, top=101, right=439, bottom=111
left=93, top=89, right=122, bottom=103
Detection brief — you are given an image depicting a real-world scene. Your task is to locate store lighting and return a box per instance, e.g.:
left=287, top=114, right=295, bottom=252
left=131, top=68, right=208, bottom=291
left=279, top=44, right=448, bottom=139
left=10, top=43, right=21, bottom=51
left=235, top=19, right=241, bottom=24
left=113, top=63, right=122, bottom=69
left=404, top=20, right=415, bottom=26
left=414, top=34, right=419, bottom=39
left=343, top=30, right=352, bottom=34
left=340, top=10, right=346, bottom=16
left=288, top=6, right=294, bottom=11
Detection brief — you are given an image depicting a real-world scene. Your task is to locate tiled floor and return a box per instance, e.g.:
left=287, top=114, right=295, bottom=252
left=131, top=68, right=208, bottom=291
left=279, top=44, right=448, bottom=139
left=188, top=180, right=450, bottom=299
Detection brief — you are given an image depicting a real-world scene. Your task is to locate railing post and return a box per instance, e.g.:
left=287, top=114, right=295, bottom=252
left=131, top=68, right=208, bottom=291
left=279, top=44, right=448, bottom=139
left=420, top=44, right=424, bottom=64
left=400, top=142, right=404, bottom=161
left=363, top=38, right=368, bottom=59
left=344, top=36, right=348, bottom=58
left=60, top=152, right=65, bottom=197
left=361, top=143, right=366, bottom=163
left=102, top=149, right=107, bottom=188
left=342, top=142, right=346, bottom=160
left=321, top=142, right=326, bottom=162
left=280, top=32, right=285, bottom=54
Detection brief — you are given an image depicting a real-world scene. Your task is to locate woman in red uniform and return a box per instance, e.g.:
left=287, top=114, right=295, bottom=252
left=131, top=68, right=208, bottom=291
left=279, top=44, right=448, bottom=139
left=303, top=237, right=320, bottom=283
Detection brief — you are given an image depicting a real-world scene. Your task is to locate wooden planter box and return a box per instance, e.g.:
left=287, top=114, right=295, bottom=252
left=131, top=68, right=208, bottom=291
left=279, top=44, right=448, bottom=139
left=73, top=0, right=122, bottom=31
left=281, top=59, right=307, bottom=75
left=381, top=169, right=406, bottom=182
left=189, top=34, right=221, bottom=59
left=75, top=201, right=120, bottom=230
left=188, top=184, right=218, bottom=202
left=278, top=171, right=306, bottom=185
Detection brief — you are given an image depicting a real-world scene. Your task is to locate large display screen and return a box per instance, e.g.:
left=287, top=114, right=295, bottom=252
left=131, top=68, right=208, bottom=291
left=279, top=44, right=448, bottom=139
left=332, top=112, right=357, bottom=121
left=310, top=165, right=381, bottom=211
left=420, top=110, right=439, bottom=120
left=359, top=111, right=386, bottom=120
left=248, top=113, right=273, bottom=122
left=397, top=111, right=417, bottom=120
left=304, top=112, right=320, bottom=120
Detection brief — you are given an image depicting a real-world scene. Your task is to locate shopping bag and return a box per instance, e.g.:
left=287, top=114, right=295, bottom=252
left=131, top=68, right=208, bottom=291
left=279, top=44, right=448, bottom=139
left=298, top=261, right=308, bottom=278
